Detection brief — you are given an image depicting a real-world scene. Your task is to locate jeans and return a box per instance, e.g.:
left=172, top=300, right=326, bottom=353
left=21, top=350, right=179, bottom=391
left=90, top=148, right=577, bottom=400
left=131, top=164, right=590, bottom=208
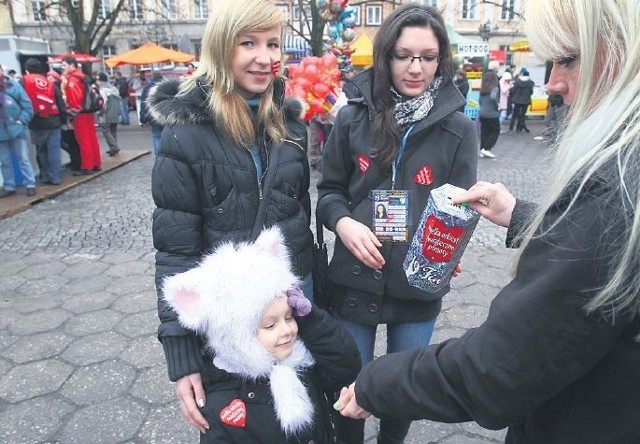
left=0, top=136, right=36, bottom=190
left=334, top=315, right=437, bottom=444
left=120, top=97, right=130, bottom=125
left=32, top=128, right=62, bottom=184
left=151, top=126, right=162, bottom=157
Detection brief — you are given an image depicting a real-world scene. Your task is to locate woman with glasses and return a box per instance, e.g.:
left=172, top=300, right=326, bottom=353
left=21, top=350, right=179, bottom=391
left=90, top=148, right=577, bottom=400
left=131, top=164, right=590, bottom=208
left=317, top=4, right=477, bottom=443
left=336, top=1, right=640, bottom=442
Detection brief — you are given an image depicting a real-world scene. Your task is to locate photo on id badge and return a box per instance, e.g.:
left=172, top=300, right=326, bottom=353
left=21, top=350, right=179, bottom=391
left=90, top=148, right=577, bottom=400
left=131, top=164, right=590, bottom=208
left=371, top=189, right=410, bottom=243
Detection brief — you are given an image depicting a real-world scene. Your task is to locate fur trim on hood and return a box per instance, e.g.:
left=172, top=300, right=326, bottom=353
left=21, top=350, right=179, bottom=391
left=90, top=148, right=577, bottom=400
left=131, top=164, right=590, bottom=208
left=162, top=227, right=315, bottom=435
left=147, top=76, right=301, bottom=128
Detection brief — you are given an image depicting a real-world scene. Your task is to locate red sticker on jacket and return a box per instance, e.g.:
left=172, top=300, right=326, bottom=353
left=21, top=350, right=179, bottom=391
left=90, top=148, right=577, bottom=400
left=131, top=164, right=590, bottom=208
left=422, top=215, right=464, bottom=262
left=414, top=165, right=433, bottom=186
left=358, top=154, right=371, bottom=174
left=220, top=398, right=246, bottom=428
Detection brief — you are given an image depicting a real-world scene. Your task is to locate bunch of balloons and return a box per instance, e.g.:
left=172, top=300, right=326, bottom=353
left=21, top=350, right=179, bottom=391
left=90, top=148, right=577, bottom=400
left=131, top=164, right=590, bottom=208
left=316, top=0, right=357, bottom=73
left=285, top=53, right=342, bottom=121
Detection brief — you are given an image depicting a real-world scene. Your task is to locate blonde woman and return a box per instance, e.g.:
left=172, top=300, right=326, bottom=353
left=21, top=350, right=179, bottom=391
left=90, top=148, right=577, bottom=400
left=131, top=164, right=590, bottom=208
left=336, top=1, right=640, bottom=441
left=149, top=0, right=313, bottom=435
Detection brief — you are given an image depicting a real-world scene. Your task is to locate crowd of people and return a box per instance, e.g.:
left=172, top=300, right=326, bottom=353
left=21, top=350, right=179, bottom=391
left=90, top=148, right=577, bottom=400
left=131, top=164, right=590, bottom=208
left=148, top=0, right=639, bottom=443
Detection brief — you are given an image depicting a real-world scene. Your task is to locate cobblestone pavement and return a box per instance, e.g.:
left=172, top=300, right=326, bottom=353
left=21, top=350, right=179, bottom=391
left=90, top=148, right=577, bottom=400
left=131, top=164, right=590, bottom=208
left=0, top=121, right=553, bottom=443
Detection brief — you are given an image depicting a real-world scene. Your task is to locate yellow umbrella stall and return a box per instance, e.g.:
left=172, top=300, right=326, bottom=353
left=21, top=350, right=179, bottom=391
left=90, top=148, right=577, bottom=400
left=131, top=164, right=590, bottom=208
left=106, top=42, right=194, bottom=68
left=350, top=33, right=373, bottom=68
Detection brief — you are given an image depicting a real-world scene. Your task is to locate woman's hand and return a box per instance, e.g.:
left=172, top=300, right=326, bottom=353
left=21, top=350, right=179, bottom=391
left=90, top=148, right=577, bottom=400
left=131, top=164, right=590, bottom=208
left=334, top=383, right=372, bottom=420
left=452, top=181, right=516, bottom=228
left=176, top=372, right=209, bottom=433
left=335, top=217, right=385, bottom=270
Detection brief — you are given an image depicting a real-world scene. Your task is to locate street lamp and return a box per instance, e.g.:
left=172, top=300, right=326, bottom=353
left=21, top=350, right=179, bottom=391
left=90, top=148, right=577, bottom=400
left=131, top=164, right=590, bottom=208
left=144, top=26, right=167, bottom=45
left=478, top=21, right=491, bottom=41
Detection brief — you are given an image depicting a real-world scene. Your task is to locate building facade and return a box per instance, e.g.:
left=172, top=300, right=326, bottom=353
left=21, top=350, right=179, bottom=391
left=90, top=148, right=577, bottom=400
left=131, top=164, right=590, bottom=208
left=5, top=0, right=535, bottom=75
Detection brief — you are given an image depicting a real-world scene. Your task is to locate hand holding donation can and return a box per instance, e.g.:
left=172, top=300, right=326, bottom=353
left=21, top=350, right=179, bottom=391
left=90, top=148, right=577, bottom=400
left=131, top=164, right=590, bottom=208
left=404, top=184, right=480, bottom=293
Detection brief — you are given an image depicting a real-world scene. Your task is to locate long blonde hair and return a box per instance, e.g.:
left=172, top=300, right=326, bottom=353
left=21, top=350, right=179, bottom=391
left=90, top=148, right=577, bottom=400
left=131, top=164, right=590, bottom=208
left=522, top=0, right=640, bottom=319
left=179, top=0, right=287, bottom=147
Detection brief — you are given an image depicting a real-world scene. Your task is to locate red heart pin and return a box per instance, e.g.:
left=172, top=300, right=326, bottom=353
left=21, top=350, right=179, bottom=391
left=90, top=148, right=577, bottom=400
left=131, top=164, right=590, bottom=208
left=421, top=215, right=464, bottom=262
left=358, top=154, right=371, bottom=174
left=219, top=398, right=247, bottom=428
left=414, top=165, right=433, bottom=186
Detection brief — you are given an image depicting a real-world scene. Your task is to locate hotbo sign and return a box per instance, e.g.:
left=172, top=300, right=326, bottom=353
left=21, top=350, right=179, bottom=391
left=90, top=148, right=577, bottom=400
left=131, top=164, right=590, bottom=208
left=457, top=43, right=490, bottom=57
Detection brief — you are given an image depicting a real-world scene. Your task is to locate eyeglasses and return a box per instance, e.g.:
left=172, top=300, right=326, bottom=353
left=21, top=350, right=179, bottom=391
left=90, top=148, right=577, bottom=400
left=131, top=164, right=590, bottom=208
left=391, top=53, right=440, bottom=66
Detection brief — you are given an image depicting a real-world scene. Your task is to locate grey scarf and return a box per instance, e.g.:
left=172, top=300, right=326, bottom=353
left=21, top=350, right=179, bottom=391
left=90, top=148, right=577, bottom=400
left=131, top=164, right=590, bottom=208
left=392, top=76, right=443, bottom=129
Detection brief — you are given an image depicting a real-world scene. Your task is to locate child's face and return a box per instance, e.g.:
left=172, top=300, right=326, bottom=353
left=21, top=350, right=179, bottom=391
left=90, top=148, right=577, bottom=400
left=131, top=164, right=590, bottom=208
left=257, top=295, right=298, bottom=361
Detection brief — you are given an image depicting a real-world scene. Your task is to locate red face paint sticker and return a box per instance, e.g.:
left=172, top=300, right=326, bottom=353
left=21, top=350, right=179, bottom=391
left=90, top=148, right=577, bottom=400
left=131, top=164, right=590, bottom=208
left=219, top=398, right=247, bottom=428
left=271, top=61, right=281, bottom=76
left=414, top=165, right=433, bottom=186
left=421, top=215, right=464, bottom=262
left=358, top=154, right=371, bottom=174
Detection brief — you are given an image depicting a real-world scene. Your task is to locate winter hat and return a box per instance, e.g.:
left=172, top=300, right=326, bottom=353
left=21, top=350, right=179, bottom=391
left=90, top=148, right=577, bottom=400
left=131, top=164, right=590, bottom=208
left=501, top=71, right=512, bottom=81
left=98, top=72, right=109, bottom=82
left=25, top=58, right=43, bottom=74
left=520, top=67, right=529, bottom=76
left=488, top=60, right=500, bottom=72
left=163, top=226, right=315, bottom=436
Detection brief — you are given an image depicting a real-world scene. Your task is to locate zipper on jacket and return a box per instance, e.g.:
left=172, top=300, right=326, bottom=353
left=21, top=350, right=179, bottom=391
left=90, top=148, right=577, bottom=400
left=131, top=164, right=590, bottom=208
left=247, top=135, right=270, bottom=200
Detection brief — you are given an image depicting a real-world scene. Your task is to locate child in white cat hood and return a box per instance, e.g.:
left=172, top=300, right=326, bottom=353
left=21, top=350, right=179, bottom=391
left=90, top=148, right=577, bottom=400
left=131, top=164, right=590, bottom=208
left=163, top=227, right=361, bottom=443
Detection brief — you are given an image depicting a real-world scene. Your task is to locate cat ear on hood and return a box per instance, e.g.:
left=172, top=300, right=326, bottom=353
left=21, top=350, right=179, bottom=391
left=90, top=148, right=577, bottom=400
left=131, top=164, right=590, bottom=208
left=162, top=268, right=208, bottom=331
left=253, top=226, right=290, bottom=263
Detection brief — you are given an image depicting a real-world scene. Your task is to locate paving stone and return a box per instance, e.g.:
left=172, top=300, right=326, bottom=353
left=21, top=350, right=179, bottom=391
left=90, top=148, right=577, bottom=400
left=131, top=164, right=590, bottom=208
left=105, top=276, right=155, bottom=295
left=0, top=358, right=10, bottom=378
left=63, top=309, right=124, bottom=336
left=0, top=359, right=73, bottom=402
left=121, top=335, right=164, bottom=369
left=60, top=359, right=136, bottom=405
left=61, top=291, right=118, bottom=314
left=61, top=331, right=128, bottom=366
left=8, top=308, right=72, bottom=335
left=62, top=274, right=113, bottom=295
left=61, top=253, right=102, bottom=265
left=10, top=293, right=67, bottom=314
left=115, top=310, right=158, bottom=338
left=130, top=364, right=175, bottom=404
left=0, top=308, right=18, bottom=330
left=137, top=401, right=198, bottom=443
left=62, top=261, right=110, bottom=279
left=0, top=275, right=27, bottom=293
left=1, top=331, right=73, bottom=364
left=100, top=252, right=146, bottom=265
left=59, top=397, right=147, bottom=444
left=15, top=274, right=70, bottom=297
left=17, top=261, right=66, bottom=280
left=0, top=259, right=28, bottom=277
left=112, top=292, right=155, bottom=315
left=0, top=395, right=75, bottom=444
left=106, top=261, right=151, bottom=278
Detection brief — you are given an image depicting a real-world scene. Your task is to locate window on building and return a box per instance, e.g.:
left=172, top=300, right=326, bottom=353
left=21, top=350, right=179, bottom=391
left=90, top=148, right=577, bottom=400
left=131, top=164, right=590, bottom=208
left=129, top=0, right=143, bottom=20
left=276, top=4, right=289, bottom=21
left=32, top=0, right=47, bottom=21
left=194, top=42, right=202, bottom=60
left=366, top=5, right=382, bottom=26
left=194, top=0, right=208, bottom=19
left=461, top=0, right=478, bottom=20
left=424, top=0, right=438, bottom=6
left=163, top=0, right=176, bottom=19
left=99, top=0, right=111, bottom=20
left=501, top=0, right=516, bottom=20
left=163, top=43, right=178, bottom=51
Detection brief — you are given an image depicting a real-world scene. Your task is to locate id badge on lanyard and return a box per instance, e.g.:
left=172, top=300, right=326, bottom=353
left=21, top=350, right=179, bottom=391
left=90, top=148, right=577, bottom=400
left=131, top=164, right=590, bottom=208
left=371, top=124, right=415, bottom=243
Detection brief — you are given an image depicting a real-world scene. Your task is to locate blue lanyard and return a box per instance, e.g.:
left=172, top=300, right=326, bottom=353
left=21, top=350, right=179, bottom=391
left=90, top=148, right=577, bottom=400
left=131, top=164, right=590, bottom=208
left=391, top=124, right=415, bottom=189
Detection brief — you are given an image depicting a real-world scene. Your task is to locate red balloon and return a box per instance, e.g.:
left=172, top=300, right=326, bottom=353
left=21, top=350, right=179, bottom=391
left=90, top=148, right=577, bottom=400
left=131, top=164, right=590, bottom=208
left=309, top=98, right=325, bottom=115
left=304, top=64, right=319, bottom=80
left=312, top=83, right=331, bottom=99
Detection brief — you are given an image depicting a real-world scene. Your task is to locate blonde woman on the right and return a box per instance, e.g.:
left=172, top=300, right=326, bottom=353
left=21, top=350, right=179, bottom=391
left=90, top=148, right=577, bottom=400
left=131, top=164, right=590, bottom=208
left=335, top=1, right=640, bottom=442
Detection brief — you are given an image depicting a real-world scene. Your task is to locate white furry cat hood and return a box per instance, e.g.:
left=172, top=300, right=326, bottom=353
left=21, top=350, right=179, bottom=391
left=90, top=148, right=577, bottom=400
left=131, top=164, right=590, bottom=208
left=162, top=227, right=315, bottom=436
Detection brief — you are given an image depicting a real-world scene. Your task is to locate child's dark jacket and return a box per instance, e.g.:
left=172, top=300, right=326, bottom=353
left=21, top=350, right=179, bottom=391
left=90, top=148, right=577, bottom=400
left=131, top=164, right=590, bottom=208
left=200, top=306, right=361, bottom=443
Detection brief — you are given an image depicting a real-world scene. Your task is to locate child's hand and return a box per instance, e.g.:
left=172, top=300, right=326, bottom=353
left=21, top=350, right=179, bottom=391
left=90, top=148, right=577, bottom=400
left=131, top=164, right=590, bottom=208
left=286, top=285, right=312, bottom=316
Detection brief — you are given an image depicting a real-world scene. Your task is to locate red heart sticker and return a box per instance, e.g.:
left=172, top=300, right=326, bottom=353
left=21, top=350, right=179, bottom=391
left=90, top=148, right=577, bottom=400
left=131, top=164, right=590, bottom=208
left=358, top=154, right=371, bottom=174
left=271, top=61, right=281, bottom=75
left=421, top=215, right=464, bottom=262
left=414, top=165, right=433, bottom=186
left=219, top=398, right=247, bottom=428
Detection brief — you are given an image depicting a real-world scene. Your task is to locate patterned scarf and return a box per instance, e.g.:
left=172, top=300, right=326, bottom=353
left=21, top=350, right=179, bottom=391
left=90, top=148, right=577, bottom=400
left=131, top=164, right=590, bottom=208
left=392, top=76, right=443, bottom=129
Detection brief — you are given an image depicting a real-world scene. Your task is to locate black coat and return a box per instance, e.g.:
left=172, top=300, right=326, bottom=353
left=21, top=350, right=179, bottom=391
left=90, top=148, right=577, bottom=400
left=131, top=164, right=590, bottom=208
left=510, top=77, right=535, bottom=106
left=150, top=78, right=314, bottom=381
left=353, top=179, right=640, bottom=442
left=317, top=69, right=478, bottom=325
left=200, top=307, right=361, bottom=443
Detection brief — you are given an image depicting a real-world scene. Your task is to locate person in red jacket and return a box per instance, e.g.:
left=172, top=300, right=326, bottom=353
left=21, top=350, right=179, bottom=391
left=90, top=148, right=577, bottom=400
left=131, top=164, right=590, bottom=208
left=61, top=56, right=101, bottom=176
